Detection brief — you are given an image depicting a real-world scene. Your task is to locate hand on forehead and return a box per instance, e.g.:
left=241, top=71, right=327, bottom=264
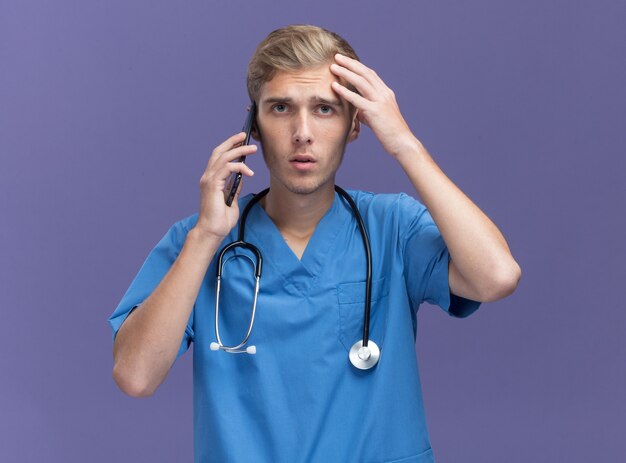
left=257, top=63, right=353, bottom=108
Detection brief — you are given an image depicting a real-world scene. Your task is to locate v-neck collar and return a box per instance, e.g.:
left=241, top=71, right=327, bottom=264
left=245, top=190, right=351, bottom=296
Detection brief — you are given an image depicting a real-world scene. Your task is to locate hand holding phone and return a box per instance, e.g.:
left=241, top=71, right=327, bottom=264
left=224, top=102, right=257, bottom=206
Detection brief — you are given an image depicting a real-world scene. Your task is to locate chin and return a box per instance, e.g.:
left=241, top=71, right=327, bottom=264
left=285, top=183, right=321, bottom=195
left=280, top=178, right=333, bottom=196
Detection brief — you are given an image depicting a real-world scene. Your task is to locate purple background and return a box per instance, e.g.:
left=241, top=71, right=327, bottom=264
left=1, top=1, right=624, bottom=461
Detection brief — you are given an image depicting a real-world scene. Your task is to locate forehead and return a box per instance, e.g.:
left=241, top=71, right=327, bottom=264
left=258, top=63, right=344, bottom=102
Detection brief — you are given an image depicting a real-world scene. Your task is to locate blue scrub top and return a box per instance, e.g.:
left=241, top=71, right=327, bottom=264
left=109, top=190, right=481, bottom=463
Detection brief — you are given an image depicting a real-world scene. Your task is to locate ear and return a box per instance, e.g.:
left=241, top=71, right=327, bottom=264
left=251, top=122, right=261, bottom=142
left=346, top=109, right=360, bottom=143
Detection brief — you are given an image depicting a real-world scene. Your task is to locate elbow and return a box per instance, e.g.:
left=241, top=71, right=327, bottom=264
left=112, top=329, right=162, bottom=398
left=481, top=261, right=522, bottom=302
left=112, top=361, right=157, bottom=399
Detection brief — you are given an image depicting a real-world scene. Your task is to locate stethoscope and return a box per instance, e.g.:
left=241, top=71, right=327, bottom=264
left=209, top=185, right=380, bottom=370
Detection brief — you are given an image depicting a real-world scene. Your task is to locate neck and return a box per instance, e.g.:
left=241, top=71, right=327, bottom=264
left=260, top=181, right=336, bottom=238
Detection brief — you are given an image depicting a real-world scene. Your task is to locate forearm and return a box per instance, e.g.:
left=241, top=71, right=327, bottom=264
left=327, top=53, right=520, bottom=298
left=112, top=228, right=222, bottom=397
left=396, top=135, right=521, bottom=299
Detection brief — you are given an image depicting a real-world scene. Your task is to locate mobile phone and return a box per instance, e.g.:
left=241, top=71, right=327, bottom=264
left=224, top=102, right=257, bottom=206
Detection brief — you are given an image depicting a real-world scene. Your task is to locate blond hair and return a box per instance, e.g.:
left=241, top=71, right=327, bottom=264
left=246, top=25, right=359, bottom=103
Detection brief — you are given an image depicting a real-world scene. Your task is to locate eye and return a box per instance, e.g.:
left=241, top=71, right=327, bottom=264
left=272, top=104, right=287, bottom=113
left=318, top=105, right=333, bottom=115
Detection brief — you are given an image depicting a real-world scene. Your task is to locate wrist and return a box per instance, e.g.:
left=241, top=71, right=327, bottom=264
left=393, top=136, right=431, bottom=165
left=388, top=132, right=422, bottom=159
left=187, top=226, right=226, bottom=250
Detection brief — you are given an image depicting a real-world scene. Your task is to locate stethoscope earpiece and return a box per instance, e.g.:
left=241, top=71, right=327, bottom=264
left=210, top=341, right=257, bottom=355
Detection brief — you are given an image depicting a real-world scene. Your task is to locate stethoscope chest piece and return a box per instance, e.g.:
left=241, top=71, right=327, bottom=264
left=349, top=339, right=380, bottom=370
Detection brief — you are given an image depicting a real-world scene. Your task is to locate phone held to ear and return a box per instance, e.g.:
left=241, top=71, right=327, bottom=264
left=224, top=102, right=257, bottom=207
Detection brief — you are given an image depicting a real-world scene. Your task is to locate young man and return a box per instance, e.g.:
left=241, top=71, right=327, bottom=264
left=109, top=25, right=521, bottom=463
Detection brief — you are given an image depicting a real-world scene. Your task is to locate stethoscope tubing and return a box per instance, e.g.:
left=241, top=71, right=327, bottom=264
left=333, top=186, right=373, bottom=347
left=212, top=186, right=378, bottom=368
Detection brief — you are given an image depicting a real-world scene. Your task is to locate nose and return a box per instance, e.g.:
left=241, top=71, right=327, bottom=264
left=292, top=111, right=313, bottom=145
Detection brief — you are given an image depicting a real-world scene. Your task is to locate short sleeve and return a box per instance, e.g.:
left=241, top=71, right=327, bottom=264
left=399, top=194, right=481, bottom=318
left=107, top=221, right=195, bottom=359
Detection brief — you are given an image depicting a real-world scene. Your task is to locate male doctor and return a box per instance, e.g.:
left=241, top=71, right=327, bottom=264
left=109, top=25, right=521, bottom=463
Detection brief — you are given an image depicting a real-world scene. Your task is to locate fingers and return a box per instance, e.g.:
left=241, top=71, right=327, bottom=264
left=213, top=131, right=247, bottom=154
left=200, top=156, right=254, bottom=194
left=330, top=62, right=375, bottom=99
left=224, top=160, right=255, bottom=178
left=331, top=80, right=371, bottom=109
left=202, top=132, right=258, bottom=190
left=331, top=54, right=399, bottom=119
left=208, top=148, right=256, bottom=182
left=219, top=143, right=258, bottom=164
left=333, top=53, right=385, bottom=89
left=207, top=135, right=257, bottom=169
left=330, top=53, right=394, bottom=112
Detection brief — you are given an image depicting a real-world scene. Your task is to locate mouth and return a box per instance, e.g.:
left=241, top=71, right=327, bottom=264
left=289, top=154, right=317, bottom=171
left=289, top=154, right=316, bottom=163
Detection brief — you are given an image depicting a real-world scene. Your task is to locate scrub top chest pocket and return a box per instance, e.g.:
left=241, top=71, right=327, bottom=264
left=336, top=276, right=389, bottom=353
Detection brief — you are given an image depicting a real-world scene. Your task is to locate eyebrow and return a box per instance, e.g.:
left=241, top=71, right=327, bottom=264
left=262, top=96, right=343, bottom=107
